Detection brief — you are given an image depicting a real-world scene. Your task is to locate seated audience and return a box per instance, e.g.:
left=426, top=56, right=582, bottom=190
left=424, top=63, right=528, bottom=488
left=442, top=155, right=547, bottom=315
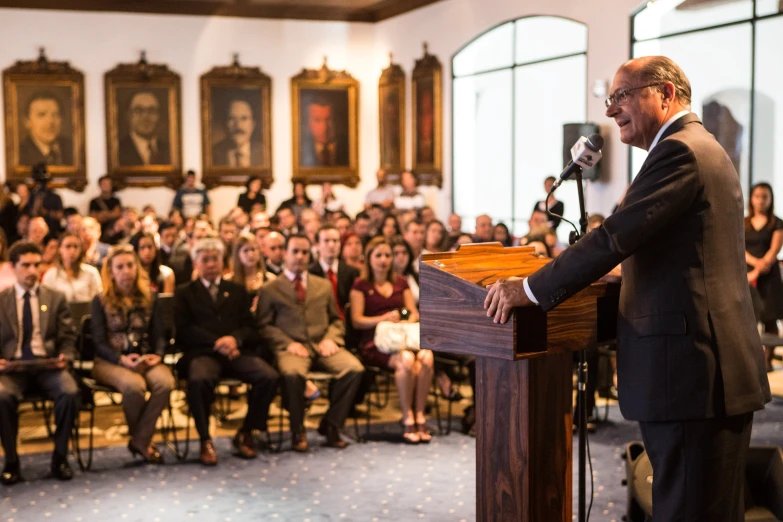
left=340, top=231, right=364, bottom=272
left=171, top=217, right=213, bottom=284
left=130, top=232, right=175, bottom=294
left=90, top=244, right=174, bottom=463
left=309, top=225, right=360, bottom=317
left=257, top=234, right=364, bottom=452
left=353, top=212, right=372, bottom=245
left=403, top=219, right=425, bottom=272
left=40, top=236, right=59, bottom=279
left=394, top=171, right=426, bottom=211
left=277, top=181, right=312, bottom=219
left=227, top=232, right=276, bottom=296
left=350, top=237, right=431, bottom=444
left=0, top=241, right=79, bottom=484
left=237, top=175, right=266, bottom=214
left=64, top=210, right=82, bottom=236
left=0, top=231, right=17, bottom=292
left=472, top=214, right=493, bottom=243
left=276, top=207, right=299, bottom=237
left=446, top=213, right=463, bottom=245
left=391, top=235, right=420, bottom=305
left=175, top=238, right=279, bottom=465
left=420, top=206, right=436, bottom=226
left=423, top=220, right=448, bottom=253
left=335, top=214, right=352, bottom=237
left=25, top=216, right=49, bottom=249
left=80, top=217, right=110, bottom=269
left=157, top=220, right=178, bottom=267
left=493, top=222, right=513, bottom=247
left=89, top=175, right=122, bottom=230
left=41, top=233, right=103, bottom=303
left=218, top=217, right=239, bottom=271
left=364, top=168, right=395, bottom=209
left=366, top=205, right=386, bottom=237
left=381, top=214, right=401, bottom=242
left=262, top=231, right=286, bottom=276
left=312, top=182, right=344, bottom=216
left=397, top=209, right=418, bottom=234
left=451, top=233, right=475, bottom=251
left=299, top=208, right=322, bottom=250
left=12, top=182, right=30, bottom=216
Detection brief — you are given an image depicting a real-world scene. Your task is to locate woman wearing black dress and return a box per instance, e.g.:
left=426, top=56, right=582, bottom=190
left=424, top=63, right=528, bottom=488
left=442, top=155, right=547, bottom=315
left=745, top=182, right=783, bottom=372
left=237, top=175, right=266, bottom=214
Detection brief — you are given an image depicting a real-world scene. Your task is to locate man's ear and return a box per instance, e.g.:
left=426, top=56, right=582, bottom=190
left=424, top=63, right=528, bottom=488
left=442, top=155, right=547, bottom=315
left=661, top=82, right=676, bottom=107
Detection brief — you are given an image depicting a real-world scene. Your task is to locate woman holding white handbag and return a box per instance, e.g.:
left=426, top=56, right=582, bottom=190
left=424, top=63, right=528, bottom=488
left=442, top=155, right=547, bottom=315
left=350, top=237, right=433, bottom=444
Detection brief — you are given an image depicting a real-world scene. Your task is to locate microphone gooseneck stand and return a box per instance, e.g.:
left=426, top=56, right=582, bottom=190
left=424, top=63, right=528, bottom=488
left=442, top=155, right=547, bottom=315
left=545, top=168, right=591, bottom=522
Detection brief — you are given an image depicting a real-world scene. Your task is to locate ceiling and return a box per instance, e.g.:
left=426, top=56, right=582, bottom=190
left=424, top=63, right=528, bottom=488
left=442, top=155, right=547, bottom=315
left=0, top=0, right=445, bottom=22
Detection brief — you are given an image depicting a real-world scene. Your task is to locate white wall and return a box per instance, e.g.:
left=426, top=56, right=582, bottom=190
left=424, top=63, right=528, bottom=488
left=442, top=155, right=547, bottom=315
left=0, top=0, right=644, bottom=223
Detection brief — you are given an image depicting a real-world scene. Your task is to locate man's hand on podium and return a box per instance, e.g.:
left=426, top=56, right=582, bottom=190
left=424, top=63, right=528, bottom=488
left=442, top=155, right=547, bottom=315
left=484, top=276, right=532, bottom=324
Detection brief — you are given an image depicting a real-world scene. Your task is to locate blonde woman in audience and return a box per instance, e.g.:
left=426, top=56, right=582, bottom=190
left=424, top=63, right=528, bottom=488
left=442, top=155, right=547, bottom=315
left=350, top=237, right=432, bottom=444
left=340, top=231, right=364, bottom=272
left=226, top=232, right=276, bottom=299
left=91, top=244, right=173, bottom=464
left=41, top=232, right=102, bottom=303
left=0, top=230, right=16, bottom=291
left=130, top=232, right=175, bottom=294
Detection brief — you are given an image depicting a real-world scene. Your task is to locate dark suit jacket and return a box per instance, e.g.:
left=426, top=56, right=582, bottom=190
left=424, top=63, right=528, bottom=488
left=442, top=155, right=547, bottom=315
left=308, top=260, right=359, bottom=312
left=0, top=285, right=77, bottom=361
left=528, top=114, right=771, bottom=422
left=256, top=274, right=344, bottom=353
left=174, top=279, right=259, bottom=360
left=211, top=138, right=263, bottom=167
left=118, top=135, right=171, bottom=166
left=300, top=134, right=349, bottom=167
left=18, top=135, right=73, bottom=166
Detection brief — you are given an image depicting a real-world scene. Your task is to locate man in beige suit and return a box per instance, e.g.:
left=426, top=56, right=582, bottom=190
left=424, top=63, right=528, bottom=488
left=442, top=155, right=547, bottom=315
left=0, top=241, right=79, bottom=485
left=257, top=234, right=363, bottom=452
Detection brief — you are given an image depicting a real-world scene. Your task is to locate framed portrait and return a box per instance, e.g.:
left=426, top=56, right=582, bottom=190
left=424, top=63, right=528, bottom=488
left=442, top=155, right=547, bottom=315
left=201, top=56, right=272, bottom=190
left=378, top=56, right=405, bottom=182
left=2, top=49, right=87, bottom=191
left=105, top=53, right=182, bottom=189
left=291, top=59, right=359, bottom=188
left=412, top=43, right=443, bottom=187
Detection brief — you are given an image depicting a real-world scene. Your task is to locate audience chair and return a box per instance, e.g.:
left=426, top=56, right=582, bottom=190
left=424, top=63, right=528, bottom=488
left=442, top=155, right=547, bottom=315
left=429, top=355, right=471, bottom=435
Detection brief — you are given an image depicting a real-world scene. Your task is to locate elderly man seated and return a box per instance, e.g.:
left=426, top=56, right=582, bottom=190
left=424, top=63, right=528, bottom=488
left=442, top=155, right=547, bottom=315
left=175, top=237, right=279, bottom=466
left=257, top=234, right=364, bottom=452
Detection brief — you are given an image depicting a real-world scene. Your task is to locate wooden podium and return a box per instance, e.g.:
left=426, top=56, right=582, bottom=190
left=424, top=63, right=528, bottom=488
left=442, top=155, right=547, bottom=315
left=420, top=243, right=618, bottom=522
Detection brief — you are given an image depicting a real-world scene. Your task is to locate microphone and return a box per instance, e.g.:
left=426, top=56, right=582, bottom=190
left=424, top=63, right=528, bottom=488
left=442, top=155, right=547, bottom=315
left=552, top=133, right=604, bottom=190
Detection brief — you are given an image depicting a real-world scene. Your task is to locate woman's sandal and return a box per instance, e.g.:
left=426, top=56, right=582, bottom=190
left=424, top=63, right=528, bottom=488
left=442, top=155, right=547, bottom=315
left=403, top=423, right=420, bottom=444
left=417, top=423, right=432, bottom=443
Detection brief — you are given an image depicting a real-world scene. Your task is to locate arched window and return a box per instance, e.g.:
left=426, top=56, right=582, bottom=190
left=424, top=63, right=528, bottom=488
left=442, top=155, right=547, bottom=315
left=452, top=16, right=588, bottom=241
left=631, top=0, right=783, bottom=199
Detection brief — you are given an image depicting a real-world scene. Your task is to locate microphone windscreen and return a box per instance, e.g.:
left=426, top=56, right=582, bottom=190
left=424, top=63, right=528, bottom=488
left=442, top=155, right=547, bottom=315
left=586, top=133, right=604, bottom=151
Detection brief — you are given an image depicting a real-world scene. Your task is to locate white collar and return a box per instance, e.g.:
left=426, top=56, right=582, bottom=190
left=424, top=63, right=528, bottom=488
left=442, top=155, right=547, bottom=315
left=284, top=269, right=306, bottom=282
left=200, top=277, right=221, bottom=289
left=14, top=282, right=38, bottom=298
left=648, top=110, right=690, bottom=153
left=319, top=258, right=338, bottom=274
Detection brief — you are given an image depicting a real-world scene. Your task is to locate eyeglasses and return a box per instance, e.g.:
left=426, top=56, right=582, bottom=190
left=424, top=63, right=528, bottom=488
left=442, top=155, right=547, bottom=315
left=605, top=83, right=664, bottom=108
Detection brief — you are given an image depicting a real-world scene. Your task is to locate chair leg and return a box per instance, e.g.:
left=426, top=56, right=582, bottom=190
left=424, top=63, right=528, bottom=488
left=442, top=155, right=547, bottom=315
left=431, top=377, right=444, bottom=435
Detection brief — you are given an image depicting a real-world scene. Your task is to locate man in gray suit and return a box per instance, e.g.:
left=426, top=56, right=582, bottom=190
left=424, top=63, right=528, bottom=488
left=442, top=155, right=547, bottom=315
left=0, top=241, right=79, bottom=485
left=486, top=56, right=770, bottom=521
left=257, top=234, right=363, bottom=452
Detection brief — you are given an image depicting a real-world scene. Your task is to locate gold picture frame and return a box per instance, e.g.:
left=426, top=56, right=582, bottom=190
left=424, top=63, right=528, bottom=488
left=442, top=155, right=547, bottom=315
left=378, top=54, right=406, bottom=182
left=201, top=54, right=272, bottom=191
left=3, top=48, right=87, bottom=192
left=291, top=58, right=359, bottom=188
left=105, top=52, right=182, bottom=189
left=412, top=42, right=443, bottom=187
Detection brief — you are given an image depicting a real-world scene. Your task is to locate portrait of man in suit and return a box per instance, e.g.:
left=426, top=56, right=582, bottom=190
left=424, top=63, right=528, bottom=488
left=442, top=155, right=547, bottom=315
left=210, top=89, right=263, bottom=168
left=299, top=89, right=349, bottom=168
left=117, top=89, right=171, bottom=167
left=16, top=88, right=74, bottom=167
left=415, top=80, right=435, bottom=165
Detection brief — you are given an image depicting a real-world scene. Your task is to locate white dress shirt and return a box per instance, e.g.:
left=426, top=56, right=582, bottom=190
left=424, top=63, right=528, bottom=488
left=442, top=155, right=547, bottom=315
left=283, top=269, right=307, bottom=288
left=228, top=142, right=251, bottom=167
left=14, top=283, right=46, bottom=358
left=319, top=259, right=339, bottom=276
left=41, top=264, right=102, bottom=303
left=131, top=132, right=158, bottom=165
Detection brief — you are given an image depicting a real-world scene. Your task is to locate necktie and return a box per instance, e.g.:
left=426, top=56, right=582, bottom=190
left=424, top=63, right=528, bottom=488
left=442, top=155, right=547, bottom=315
left=46, top=143, right=62, bottom=165
left=148, top=141, right=159, bottom=165
left=234, top=150, right=243, bottom=167
left=293, top=275, right=306, bottom=303
left=320, top=145, right=332, bottom=166
left=208, top=282, right=219, bottom=303
left=326, top=268, right=344, bottom=320
left=21, top=291, right=34, bottom=360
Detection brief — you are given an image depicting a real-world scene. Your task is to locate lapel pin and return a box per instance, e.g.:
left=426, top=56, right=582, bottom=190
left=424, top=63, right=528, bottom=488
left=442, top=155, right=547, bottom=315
left=40, top=305, right=47, bottom=312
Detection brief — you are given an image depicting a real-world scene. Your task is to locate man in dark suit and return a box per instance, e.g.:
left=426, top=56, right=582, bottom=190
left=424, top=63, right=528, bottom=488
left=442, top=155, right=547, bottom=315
left=299, top=97, right=349, bottom=167
left=309, top=225, right=359, bottom=317
left=485, top=56, right=771, bottom=521
left=257, top=234, right=363, bottom=452
left=263, top=231, right=285, bottom=276
left=18, top=92, right=73, bottom=166
left=0, top=241, right=79, bottom=485
left=118, top=91, right=171, bottom=166
left=175, top=238, right=279, bottom=466
left=211, top=99, right=263, bottom=167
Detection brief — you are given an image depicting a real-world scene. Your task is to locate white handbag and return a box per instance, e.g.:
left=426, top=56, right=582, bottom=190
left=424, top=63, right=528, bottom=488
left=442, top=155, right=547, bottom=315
left=374, top=321, right=420, bottom=354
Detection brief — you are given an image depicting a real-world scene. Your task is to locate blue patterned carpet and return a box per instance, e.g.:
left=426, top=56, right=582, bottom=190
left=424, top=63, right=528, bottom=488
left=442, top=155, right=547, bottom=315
left=2, top=399, right=782, bottom=522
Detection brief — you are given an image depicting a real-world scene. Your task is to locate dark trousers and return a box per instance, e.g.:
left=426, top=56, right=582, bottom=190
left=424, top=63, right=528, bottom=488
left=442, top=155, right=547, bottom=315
left=276, top=348, right=364, bottom=432
left=0, top=369, right=80, bottom=461
left=187, top=353, right=279, bottom=441
left=639, top=412, right=753, bottom=522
